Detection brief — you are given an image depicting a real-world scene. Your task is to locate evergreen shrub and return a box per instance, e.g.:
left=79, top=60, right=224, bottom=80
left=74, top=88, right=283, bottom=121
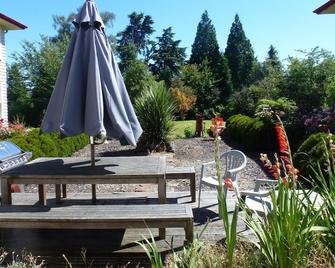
left=226, top=114, right=276, bottom=151
left=293, top=132, right=332, bottom=185
left=8, top=129, right=88, bottom=160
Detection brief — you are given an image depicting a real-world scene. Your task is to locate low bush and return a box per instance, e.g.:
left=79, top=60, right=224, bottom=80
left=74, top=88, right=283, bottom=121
left=226, top=114, right=276, bottom=151
left=8, top=128, right=88, bottom=160
left=293, top=132, right=333, bottom=185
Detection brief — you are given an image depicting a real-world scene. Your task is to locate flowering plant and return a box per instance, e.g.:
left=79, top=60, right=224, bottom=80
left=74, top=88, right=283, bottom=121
left=304, top=105, right=335, bottom=133
left=209, top=116, right=225, bottom=137
left=260, top=116, right=299, bottom=185
left=0, top=117, right=27, bottom=139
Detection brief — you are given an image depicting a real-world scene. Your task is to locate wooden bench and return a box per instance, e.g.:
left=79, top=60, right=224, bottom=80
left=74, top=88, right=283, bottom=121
left=166, top=166, right=196, bottom=203
left=0, top=204, right=194, bottom=243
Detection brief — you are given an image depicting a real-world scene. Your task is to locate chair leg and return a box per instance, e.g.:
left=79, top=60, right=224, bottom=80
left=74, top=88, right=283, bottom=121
left=198, top=180, right=202, bottom=208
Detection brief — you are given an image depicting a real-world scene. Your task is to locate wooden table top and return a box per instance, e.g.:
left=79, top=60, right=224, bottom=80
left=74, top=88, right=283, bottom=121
left=1, top=156, right=166, bottom=179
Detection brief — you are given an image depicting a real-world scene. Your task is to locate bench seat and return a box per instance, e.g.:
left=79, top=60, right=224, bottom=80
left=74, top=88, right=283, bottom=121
left=166, top=166, right=196, bottom=202
left=0, top=204, right=194, bottom=243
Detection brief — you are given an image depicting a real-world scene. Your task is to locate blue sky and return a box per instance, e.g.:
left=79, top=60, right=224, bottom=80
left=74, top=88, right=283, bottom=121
left=2, top=0, right=334, bottom=64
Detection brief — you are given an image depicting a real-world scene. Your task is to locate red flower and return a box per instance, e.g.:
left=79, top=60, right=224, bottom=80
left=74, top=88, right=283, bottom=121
left=275, top=123, right=289, bottom=156
left=224, top=177, right=234, bottom=191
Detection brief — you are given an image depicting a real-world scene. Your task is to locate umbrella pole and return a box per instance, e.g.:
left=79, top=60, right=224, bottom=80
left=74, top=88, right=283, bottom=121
left=90, top=136, right=97, bottom=203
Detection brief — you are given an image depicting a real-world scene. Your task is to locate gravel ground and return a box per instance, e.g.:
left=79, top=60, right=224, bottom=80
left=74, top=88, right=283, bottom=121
left=25, top=137, right=270, bottom=193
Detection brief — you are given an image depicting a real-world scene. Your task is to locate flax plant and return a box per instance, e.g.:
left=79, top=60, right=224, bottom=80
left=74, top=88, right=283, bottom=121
left=312, top=134, right=335, bottom=253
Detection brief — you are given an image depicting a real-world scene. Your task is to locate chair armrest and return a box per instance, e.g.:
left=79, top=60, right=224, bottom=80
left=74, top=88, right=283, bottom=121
left=200, top=161, right=215, bottom=178
left=201, top=161, right=215, bottom=167
left=254, top=179, right=278, bottom=192
left=240, top=190, right=272, bottom=198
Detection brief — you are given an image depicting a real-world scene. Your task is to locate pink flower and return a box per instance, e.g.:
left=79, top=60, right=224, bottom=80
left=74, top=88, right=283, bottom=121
left=224, top=177, right=234, bottom=191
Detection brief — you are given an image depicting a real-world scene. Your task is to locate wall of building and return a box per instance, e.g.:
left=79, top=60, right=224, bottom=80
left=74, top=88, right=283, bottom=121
left=0, top=27, right=8, bottom=123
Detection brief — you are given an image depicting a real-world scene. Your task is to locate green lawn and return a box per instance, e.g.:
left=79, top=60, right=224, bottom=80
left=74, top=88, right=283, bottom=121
left=171, top=120, right=212, bottom=139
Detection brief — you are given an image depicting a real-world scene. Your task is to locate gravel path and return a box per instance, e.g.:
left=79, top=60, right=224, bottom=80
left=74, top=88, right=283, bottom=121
left=25, top=137, right=270, bottom=193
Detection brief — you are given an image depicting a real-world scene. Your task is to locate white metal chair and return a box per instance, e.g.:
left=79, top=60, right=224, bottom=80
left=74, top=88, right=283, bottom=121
left=198, top=150, right=247, bottom=207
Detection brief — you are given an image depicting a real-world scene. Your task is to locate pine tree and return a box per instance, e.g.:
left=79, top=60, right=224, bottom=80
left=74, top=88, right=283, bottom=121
left=225, top=14, right=257, bottom=90
left=190, top=11, right=220, bottom=70
left=149, top=27, right=186, bottom=86
left=190, top=11, right=233, bottom=100
left=117, top=12, right=154, bottom=57
left=264, top=45, right=282, bottom=73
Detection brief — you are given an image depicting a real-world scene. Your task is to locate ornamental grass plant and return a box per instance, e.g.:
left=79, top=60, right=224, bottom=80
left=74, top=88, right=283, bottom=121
left=135, top=81, right=176, bottom=152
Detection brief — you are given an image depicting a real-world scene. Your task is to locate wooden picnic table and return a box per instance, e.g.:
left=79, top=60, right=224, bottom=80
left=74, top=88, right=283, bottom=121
left=0, top=156, right=167, bottom=206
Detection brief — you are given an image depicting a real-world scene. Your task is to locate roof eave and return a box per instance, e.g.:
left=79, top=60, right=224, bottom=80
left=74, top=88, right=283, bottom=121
left=314, top=0, right=335, bottom=14
left=0, top=13, right=27, bottom=30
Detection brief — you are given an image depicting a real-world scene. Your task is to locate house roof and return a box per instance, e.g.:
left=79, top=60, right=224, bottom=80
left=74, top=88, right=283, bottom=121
left=0, top=13, right=27, bottom=30
left=314, top=0, right=335, bottom=14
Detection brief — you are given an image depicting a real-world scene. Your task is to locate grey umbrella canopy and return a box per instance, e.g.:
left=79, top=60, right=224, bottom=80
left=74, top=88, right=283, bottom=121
left=41, top=0, right=142, bottom=146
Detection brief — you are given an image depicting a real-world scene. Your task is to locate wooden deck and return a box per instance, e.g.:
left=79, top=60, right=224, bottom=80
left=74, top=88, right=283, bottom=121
left=0, top=191, right=249, bottom=267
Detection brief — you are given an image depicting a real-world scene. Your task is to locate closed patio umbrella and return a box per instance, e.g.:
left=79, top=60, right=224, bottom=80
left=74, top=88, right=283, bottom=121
left=41, top=0, right=142, bottom=165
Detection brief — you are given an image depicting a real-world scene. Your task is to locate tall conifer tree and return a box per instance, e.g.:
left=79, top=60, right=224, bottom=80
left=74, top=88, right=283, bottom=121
left=150, top=27, right=186, bottom=86
left=225, top=14, right=257, bottom=90
left=190, top=11, right=232, bottom=100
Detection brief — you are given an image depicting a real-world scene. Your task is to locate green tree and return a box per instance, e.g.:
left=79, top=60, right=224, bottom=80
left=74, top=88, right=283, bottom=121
left=282, top=48, right=335, bottom=112
left=12, top=37, right=68, bottom=126
left=123, top=59, right=155, bottom=102
left=52, top=11, right=115, bottom=42
left=149, top=27, right=186, bottom=86
left=117, top=12, right=154, bottom=57
left=180, top=62, right=221, bottom=117
left=190, top=11, right=232, bottom=103
left=190, top=11, right=220, bottom=68
left=225, top=14, right=258, bottom=90
left=263, top=45, right=282, bottom=76
left=7, top=63, right=31, bottom=121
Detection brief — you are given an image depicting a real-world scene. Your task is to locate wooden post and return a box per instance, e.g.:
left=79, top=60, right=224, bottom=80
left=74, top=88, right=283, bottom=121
left=62, top=184, right=67, bottom=198
left=1, top=178, right=11, bottom=205
left=190, top=173, right=196, bottom=203
left=38, top=184, right=47, bottom=206
left=55, top=184, right=61, bottom=204
left=158, top=176, right=167, bottom=239
left=90, top=136, right=97, bottom=203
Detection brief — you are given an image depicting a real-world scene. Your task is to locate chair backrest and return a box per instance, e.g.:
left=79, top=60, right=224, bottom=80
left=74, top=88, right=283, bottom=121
left=221, top=150, right=247, bottom=183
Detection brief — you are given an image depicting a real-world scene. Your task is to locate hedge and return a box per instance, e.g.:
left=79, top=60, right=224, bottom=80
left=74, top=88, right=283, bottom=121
left=8, top=128, right=89, bottom=160
left=226, top=114, right=276, bottom=151
left=293, top=132, right=333, bottom=184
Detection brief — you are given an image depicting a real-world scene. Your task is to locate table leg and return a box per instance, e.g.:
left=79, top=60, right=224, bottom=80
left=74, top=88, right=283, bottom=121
left=55, top=184, right=61, bottom=204
left=158, top=177, right=166, bottom=239
left=62, top=184, right=67, bottom=198
left=190, top=173, right=196, bottom=203
left=1, top=178, right=12, bottom=205
left=158, top=178, right=166, bottom=204
left=92, top=184, right=96, bottom=204
left=38, top=184, right=47, bottom=206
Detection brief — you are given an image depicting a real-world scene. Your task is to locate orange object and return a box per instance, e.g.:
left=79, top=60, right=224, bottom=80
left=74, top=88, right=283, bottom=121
left=210, top=117, right=225, bottom=137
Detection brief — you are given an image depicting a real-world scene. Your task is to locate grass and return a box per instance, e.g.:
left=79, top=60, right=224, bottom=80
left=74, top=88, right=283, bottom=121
left=172, top=120, right=212, bottom=139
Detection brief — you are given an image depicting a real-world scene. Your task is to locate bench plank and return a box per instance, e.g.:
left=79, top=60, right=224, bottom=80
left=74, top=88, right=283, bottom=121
left=0, top=204, right=194, bottom=243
